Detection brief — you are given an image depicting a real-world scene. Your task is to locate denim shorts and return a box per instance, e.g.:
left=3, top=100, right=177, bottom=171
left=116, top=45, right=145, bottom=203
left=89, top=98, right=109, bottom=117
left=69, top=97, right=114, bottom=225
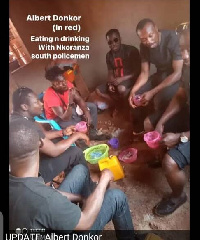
left=168, top=141, right=190, bottom=169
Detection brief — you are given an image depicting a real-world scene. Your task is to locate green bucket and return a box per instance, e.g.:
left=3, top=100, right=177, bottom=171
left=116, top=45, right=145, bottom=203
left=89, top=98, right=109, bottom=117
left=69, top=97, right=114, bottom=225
left=83, top=144, right=109, bottom=164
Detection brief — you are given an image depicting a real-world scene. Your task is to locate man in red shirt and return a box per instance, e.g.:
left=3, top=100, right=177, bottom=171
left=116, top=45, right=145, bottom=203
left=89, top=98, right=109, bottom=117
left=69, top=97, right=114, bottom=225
left=44, top=65, right=110, bottom=141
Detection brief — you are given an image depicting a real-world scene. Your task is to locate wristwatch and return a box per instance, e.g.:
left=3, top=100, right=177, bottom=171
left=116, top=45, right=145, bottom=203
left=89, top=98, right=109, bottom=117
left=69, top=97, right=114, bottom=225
left=180, top=132, right=189, bottom=143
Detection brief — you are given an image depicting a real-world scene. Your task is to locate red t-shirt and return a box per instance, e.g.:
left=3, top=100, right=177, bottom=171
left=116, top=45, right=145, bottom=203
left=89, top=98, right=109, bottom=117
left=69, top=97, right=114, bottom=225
left=43, top=81, right=74, bottom=119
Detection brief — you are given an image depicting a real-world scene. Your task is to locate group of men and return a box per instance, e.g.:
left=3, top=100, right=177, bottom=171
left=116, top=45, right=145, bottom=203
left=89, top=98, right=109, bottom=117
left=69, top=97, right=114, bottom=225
left=96, top=19, right=190, bottom=216
left=9, top=18, right=190, bottom=238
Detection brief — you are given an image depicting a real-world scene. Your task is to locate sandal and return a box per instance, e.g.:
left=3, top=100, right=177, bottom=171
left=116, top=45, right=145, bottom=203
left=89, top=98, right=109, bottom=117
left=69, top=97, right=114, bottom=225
left=153, top=194, right=187, bottom=216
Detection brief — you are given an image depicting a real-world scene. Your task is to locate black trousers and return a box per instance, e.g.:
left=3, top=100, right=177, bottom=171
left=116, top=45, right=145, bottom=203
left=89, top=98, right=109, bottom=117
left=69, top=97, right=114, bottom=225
left=39, top=144, right=88, bottom=183
left=56, top=102, right=98, bottom=129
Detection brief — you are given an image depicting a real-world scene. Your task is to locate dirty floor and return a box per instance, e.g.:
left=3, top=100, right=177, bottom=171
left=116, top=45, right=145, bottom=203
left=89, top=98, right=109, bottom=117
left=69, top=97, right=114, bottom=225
left=89, top=109, right=190, bottom=231
left=53, top=101, right=190, bottom=231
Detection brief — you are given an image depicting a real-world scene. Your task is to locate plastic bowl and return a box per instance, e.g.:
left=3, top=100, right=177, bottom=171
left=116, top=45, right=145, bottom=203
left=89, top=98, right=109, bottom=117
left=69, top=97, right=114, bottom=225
left=75, top=121, right=87, bottom=133
left=118, top=148, right=138, bottom=163
left=144, top=131, right=161, bottom=149
left=108, top=138, right=119, bottom=149
left=83, top=144, right=109, bottom=164
left=133, top=95, right=142, bottom=106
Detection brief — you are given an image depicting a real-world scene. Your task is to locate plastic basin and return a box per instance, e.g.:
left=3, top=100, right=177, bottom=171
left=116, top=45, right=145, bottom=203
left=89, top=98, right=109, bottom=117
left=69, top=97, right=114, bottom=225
left=118, top=148, right=138, bottom=163
left=144, top=131, right=161, bottom=149
left=75, top=121, right=87, bottom=133
left=83, top=144, right=109, bottom=164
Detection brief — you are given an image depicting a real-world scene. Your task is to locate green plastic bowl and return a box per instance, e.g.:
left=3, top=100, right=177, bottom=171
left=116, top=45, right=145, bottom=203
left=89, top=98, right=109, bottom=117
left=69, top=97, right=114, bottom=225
left=83, top=144, right=109, bottom=164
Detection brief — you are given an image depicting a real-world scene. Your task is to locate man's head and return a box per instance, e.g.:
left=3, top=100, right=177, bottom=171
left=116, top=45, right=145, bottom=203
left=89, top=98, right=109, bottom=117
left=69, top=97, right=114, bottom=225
left=136, top=18, right=160, bottom=48
left=12, top=87, right=43, bottom=117
left=178, top=23, right=190, bottom=66
left=106, top=29, right=121, bottom=52
left=9, top=118, right=40, bottom=171
left=45, top=66, right=68, bottom=93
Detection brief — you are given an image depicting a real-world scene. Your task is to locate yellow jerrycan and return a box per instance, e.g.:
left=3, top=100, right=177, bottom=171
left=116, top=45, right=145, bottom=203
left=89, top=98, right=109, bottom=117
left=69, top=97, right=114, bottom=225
left=98, top=155, right=125, bottom=181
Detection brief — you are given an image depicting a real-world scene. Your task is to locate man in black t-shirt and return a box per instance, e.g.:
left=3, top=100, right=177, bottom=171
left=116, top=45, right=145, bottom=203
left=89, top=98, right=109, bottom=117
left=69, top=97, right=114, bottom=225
left=10, top=87, right=90, bottom=183
left=152, top=24, right=190, bottom=217
left=129, top=18, right=184, bottom=133
left=9, top=118, right=134, bottom=236
left=96, top=29, right=141, bottom=117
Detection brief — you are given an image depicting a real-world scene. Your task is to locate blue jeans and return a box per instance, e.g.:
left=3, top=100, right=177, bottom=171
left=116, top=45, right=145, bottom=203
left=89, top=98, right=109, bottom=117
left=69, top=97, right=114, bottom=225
left=58, top=165, right=134, bottom=240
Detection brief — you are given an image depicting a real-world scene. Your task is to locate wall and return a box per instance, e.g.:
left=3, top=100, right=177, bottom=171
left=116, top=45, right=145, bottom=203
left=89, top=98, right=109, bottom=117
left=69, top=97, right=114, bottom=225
left=9, top=72, right=18, bottom=114
left=9, top=0, right=190, bottom=93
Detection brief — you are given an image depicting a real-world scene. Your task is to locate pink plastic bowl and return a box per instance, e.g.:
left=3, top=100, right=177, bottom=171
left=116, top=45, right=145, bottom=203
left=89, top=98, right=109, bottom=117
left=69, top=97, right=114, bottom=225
left=133, top=95, right=142, bottom=106
left=75, top=121, right=87, bottom=133
left=118, top=148, right=138, bottom=163
left=144, top=131, right=161, bottom=149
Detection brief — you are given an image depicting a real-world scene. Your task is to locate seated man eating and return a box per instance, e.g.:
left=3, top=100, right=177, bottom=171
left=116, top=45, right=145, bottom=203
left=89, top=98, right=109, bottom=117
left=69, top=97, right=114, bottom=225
left=44, top=65, right=110, bottom=141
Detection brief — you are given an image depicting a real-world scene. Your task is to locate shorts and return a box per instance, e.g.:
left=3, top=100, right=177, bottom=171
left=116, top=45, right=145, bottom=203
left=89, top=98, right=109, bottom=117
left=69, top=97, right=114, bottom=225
left=168, top=141, right=190, bottom=169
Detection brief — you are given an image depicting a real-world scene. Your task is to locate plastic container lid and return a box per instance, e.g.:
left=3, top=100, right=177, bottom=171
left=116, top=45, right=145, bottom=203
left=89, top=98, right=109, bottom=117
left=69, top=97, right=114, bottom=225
left=144, top=131, right=161, bottom=149
left=75, top=121, right=87, bottom=133
left=83, top=144, right=109, bottom=164
left=118, top=148, right=138, bottom=163
left=107, top=138, right=119, bottom=149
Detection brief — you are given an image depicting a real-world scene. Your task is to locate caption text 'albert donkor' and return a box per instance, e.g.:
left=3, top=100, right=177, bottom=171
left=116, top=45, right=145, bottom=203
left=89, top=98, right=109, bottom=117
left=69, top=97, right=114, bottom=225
left=27, top=15, right=82, bottom=32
